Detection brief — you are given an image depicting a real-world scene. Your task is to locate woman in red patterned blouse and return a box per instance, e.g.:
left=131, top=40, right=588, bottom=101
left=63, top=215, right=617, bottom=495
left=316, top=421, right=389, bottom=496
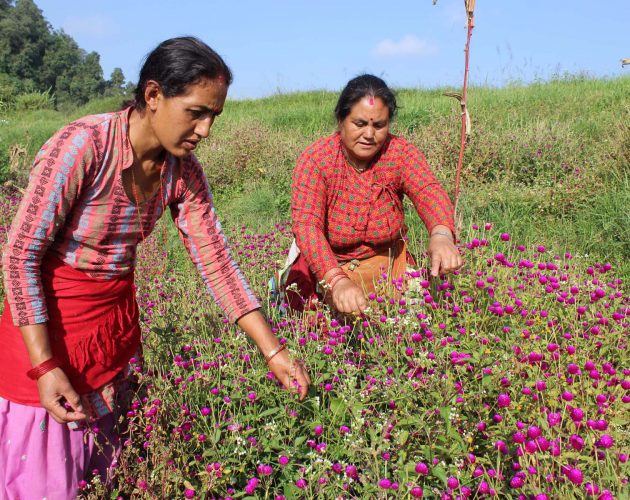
left=288, top=74, right=462, bottom=314
left=0, top=37, right=309, bottom=499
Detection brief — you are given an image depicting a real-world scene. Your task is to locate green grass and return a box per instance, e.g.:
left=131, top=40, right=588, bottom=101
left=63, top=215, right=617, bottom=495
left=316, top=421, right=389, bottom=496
left=2, top=75, right=628, bottom=277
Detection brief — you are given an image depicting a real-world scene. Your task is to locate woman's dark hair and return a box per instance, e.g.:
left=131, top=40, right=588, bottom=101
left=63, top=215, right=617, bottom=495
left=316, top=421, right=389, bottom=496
left=334, top=74, right=397, bottom=122
left=133, top=36, right=233, bottom=110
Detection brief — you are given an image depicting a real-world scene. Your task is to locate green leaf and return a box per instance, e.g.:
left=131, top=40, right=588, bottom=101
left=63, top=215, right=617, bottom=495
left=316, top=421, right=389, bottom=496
left=439, top=406, right=452, bottom=430
left=432, top=465, right=448, bottom=484
left=398, top=430, right=410, bottom=446
left=330, top=397, right=345, bottom=415
left=257, top=407, right=280, bottom=419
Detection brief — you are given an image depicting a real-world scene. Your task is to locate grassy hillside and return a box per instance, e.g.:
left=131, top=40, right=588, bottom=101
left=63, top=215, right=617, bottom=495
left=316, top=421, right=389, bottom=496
left=1, top=76, right=628, bottom=275
left=1, top=78, right=628, bottom=499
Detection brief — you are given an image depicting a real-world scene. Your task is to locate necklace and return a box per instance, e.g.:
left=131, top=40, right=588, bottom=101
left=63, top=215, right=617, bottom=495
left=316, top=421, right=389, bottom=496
left=341, top=146, right=370, bottom=173
left=348, top=159, right=367, bottom=173
left=130, top=162, right=168, bottom=274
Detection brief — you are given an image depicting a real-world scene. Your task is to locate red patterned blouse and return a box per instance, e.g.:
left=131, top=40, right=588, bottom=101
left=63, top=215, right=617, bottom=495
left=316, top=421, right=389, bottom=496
left=2, top=108, right=260, bottom=326
left=291, top=132, right=455, bottom=280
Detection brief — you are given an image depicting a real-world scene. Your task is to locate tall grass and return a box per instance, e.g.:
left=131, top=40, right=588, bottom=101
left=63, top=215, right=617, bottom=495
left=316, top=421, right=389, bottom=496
left=1, top=76, right=628, bottom=275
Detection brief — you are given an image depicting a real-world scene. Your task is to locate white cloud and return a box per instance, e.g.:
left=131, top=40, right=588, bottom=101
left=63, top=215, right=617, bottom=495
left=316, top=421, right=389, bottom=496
left=61, top=15, right=118, bottom=38
left=373, top=35, right=438, bottom=58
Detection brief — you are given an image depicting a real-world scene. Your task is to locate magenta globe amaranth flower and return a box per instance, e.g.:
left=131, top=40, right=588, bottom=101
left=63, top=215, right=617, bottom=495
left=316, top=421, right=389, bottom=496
left=378, top=478, right=392, bottom=489
left=295, top=478, right=307, bottom=489
left=527, top=425, right=542, bottom=439
left=410, top=486, right=424, bottom=498
left=565, top=467, right=583, bottom=485
left=570, top=407, right=584, bottom=422
left=547, top=412, right=561, bottom=426
left=478, top=481, right=490, bottom=494
left=345, top=464, right=358, bottom=478
left=415, top=462, right=429, bottom=475
left=446, top=477, right=459, bottom=489
left=596, top=434, right=614, bottom=449
left=184, top=488, right=196, bottom=498
left=498, top=393, right=511, bottom=408
left=585, top=483, right=600, bottom=496
left=244, top=478, right=259, bottom=495
left=569, top=434, right=585, bottom=451
left=257, top=464, right=273, bottom=475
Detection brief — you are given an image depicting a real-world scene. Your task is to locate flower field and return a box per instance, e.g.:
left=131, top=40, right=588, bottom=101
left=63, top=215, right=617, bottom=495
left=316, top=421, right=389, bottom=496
left=81, top=211, right=628, bottom=498
left=0, top=77, right=628, bottom=499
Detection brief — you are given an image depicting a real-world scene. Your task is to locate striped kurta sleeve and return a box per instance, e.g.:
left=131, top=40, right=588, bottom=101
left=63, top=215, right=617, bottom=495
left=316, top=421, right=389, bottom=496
left=2, top=123, right=96, bottom=326
left=400, top=143, right=455, bottom=235
left=170, top=156, right=260, bottom=322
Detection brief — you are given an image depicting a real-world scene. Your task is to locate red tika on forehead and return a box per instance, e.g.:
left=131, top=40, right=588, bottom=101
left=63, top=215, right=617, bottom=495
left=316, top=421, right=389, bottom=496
left=368, top=96, right=375, bottom=105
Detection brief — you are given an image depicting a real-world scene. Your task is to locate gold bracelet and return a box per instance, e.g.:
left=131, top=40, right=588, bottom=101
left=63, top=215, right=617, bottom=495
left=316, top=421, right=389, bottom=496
left=264, top=344, right=286, bottom=364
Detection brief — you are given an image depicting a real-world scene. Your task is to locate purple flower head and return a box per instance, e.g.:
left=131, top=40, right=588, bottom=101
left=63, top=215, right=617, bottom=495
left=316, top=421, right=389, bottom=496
left=257, top=464, right=273, bottom=476
left=570, top=407, right=584, bottom=422
left=569, top=434, right=585, bottom=451
left=498, top=393, right=511, bottom=408
left=547, top=412, right=561, bottom=426
left=565, top=467, right=583, bottom=485
left=415, top=462, right=429, bottom=475
left=410, top=486, right=424, bottom=498
left=345, top=464, right=358, bottom=478
left=446, top=477, right=459, bottom=490
left=244, top=478, right=259, bottom=495
left=378, top=478, right=392, bottom=489
left=596, top=434, right=614, bottom=449
left=585, top=483, right=600, bottom=496
left=527, top=426, right=542, bottom=439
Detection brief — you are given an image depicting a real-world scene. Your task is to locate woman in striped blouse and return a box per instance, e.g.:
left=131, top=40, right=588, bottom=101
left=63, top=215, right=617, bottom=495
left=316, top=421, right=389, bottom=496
left=0, top=37, right=310, bottom=498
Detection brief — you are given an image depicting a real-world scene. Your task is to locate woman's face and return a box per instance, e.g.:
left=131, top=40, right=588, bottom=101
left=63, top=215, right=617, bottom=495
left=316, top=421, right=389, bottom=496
left=147, top=77, right=227, bottom=158
left=338, top=96, right=390, bottom=166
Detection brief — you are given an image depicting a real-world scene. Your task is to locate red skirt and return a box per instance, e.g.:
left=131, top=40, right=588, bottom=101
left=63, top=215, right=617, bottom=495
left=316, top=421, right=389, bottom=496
left=0, top=254, right=140, bottom=406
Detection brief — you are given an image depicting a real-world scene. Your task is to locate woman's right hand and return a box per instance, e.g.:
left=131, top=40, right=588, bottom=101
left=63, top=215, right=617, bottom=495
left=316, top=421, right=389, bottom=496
left=330, top=278, right=368, bottom=314
left=37, top=368, right=87, bottom=424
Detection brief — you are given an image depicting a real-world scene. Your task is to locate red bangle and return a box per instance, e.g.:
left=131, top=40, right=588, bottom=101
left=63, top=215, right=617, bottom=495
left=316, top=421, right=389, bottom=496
left=329, top=273, right=349, bottom=290
left=26, top=358, right=62, bottom=381
left=325, top=267, right=346, bottom=279
left=264, top=344, right=286, bottom=364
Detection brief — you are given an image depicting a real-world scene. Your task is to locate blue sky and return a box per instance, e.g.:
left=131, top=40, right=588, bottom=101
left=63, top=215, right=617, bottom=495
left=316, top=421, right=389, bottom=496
left=35, top=0, right=629, bottom=100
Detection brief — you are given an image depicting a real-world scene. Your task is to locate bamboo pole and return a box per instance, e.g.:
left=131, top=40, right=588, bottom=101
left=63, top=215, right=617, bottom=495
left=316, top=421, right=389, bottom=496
left=444, top=0, right=476, bottom=236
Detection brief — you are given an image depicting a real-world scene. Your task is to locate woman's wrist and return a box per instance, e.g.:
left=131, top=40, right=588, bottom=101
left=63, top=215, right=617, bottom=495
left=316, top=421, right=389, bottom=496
left=26, top=357, right=62, bottom=380
left=430, top=229, right=454, bottom=243
left=264, top=344, right=286, bottom=364
left=320, top=267, right=349, bottom=291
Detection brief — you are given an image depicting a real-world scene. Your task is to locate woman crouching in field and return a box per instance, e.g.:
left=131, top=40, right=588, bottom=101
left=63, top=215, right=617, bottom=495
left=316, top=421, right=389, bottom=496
left=0, top=36, right=310, bottom=499
left=281, top=75, right=463, bottom=315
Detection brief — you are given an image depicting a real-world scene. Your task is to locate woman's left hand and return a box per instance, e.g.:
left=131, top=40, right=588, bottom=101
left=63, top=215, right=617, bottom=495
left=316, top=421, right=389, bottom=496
left=428, top=230, right=463, bottom=277
left=267, top=350, right=311, bottom=400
